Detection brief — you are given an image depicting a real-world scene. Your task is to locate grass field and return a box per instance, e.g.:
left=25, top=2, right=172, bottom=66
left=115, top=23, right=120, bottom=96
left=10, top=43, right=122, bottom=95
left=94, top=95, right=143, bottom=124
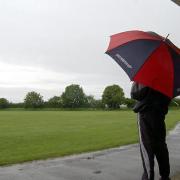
left=0, top=110, right=179, bottom=166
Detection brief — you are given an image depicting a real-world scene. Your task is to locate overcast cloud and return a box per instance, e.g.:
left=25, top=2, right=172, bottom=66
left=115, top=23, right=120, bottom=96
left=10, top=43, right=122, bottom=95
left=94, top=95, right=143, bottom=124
left=0, top=0, right=179, bottom=102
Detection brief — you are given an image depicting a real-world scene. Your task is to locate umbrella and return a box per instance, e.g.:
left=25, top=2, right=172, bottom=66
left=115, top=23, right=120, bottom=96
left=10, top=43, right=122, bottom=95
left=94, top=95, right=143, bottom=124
left=105, top=30, right=180, bottom=98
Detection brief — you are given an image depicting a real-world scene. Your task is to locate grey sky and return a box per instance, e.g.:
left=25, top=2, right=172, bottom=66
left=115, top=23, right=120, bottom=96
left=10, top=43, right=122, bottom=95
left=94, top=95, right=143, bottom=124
left=0, top=0, right=179, bottom=102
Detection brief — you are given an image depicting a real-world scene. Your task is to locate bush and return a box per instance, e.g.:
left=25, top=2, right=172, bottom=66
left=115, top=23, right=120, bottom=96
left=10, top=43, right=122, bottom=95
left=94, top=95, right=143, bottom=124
left=47, top=96, right=63, bottom=108
left=124, top=98, right=136, bottom=108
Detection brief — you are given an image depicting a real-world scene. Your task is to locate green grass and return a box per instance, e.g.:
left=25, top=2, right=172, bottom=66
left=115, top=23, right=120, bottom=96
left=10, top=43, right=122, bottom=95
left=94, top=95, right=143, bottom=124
left=0, top=110, right=179, bottom=166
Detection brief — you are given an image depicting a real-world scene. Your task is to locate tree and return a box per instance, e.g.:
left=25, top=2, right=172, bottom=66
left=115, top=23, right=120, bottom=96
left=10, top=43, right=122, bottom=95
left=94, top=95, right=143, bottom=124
left=48, top=96, right=62, bottom=108
left=61, top=84, right=87, bottom=108
left=124, top=98, right=136, bottom=108
left=0, top=98, right=9, bottom=109
left=24, top=91, right=44, bottom=108
left=102, top=85, right=125, bottom=109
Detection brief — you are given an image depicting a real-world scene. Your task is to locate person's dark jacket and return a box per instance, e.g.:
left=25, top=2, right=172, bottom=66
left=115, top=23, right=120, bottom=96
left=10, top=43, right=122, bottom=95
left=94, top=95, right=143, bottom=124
left=131, top=82, right=171, bottom=114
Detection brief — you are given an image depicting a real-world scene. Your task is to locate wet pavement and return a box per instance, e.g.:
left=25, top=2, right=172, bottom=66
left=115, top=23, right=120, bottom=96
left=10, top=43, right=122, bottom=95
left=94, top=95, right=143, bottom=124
left=0, top=123, right=180, bottom=180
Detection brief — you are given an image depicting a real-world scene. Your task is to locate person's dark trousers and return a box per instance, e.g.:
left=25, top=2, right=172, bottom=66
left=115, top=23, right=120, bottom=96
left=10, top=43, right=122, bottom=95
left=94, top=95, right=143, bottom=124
left=137, top=109, right=170, bottom=180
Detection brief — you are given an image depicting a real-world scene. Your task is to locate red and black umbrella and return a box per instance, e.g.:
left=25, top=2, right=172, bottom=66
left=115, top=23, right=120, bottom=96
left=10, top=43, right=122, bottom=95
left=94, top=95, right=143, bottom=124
left=105, top=30, right=180, bottom=98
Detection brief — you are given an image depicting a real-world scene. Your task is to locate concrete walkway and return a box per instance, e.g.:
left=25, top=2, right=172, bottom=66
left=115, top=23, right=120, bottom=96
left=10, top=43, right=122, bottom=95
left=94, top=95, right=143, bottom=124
left=0, top=123, right=180, bottom=180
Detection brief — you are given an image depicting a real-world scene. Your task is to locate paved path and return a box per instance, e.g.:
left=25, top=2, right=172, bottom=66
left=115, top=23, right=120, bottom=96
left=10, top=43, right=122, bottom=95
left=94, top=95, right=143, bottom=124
left=0, top=123, right=180, bottom=180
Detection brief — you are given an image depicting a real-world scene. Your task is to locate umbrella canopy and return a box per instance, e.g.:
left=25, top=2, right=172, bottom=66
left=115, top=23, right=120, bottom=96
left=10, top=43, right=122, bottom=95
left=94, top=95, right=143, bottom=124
left=105, top=30, right=180, bottom=98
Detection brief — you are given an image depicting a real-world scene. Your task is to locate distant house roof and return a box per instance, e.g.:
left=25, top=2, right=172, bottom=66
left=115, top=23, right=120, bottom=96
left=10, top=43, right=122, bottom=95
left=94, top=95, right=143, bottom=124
left=171, top=0, right=180, bottom=6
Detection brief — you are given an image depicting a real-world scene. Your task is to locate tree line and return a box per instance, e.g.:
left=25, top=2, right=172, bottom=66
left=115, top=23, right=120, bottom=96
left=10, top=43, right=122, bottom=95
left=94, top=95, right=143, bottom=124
left=0, top=84, right=179, bottom=109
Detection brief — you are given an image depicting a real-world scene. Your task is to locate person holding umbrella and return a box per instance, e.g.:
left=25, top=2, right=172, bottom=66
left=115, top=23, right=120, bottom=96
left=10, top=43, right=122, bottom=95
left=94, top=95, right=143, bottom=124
left=131, top=81, right=171, bottom=180
left=106, top=30, right=180, bottom=180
